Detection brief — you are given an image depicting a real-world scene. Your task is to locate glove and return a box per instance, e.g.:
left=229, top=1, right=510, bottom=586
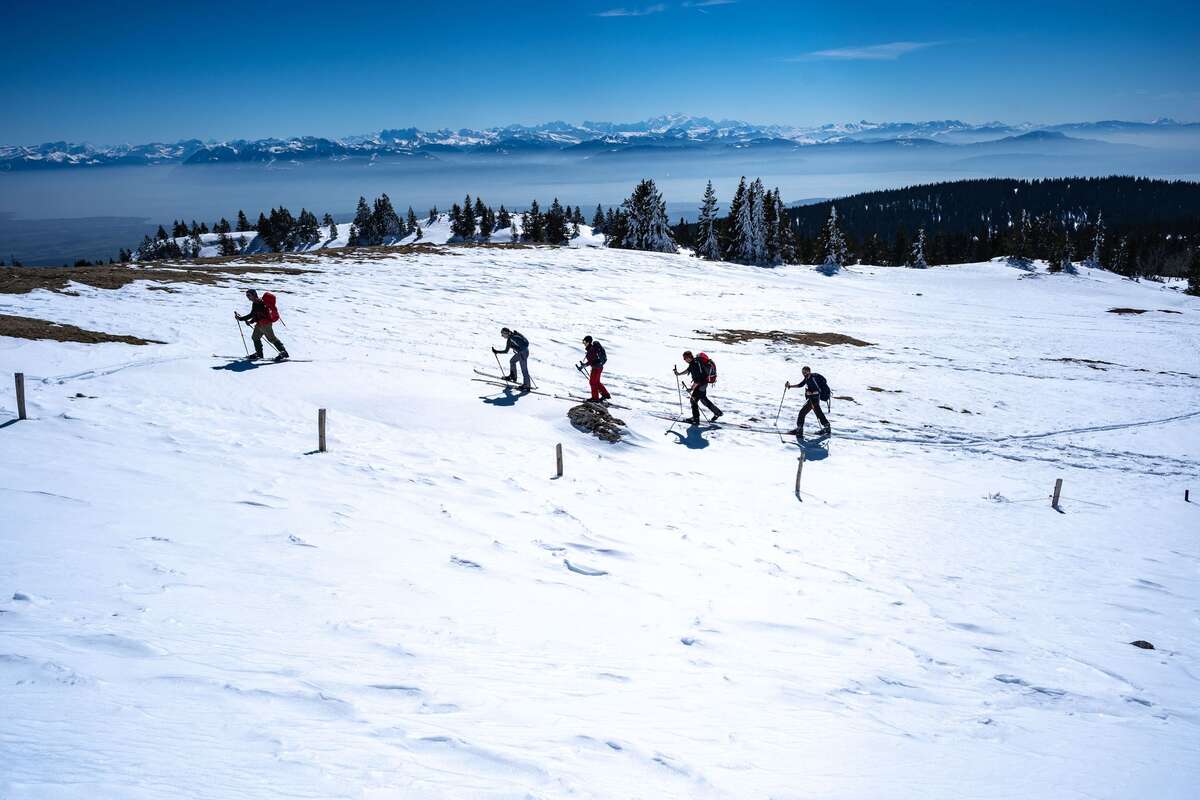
left=491, top=348, right=500, bottom=354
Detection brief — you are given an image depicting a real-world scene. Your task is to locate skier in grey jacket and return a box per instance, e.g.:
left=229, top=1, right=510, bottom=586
left=493, top=327, right=531, bottom=389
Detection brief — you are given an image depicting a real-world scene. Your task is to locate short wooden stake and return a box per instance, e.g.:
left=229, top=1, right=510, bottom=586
left=556, top=443, right=563, bottom=478
left=1186, top=489, right=1191, bottom=503
left=318, top=408, right=327, bottom=453
left=1051, top=478, right=1063, bottom=509
left=794, top=451, right=805, bottom=500
left=15, top=372, right=26, bottom=420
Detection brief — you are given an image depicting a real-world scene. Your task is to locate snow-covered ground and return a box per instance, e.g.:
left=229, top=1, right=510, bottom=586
left=154, top=215, right=604, bottom=260
left=1, top=250, right=1198, bottom=799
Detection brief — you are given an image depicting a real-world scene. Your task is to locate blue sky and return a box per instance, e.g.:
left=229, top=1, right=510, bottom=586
left=1, top=0, right=1197, bottom=144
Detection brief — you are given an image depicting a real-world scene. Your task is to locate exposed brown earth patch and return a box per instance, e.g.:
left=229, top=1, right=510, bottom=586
left=698, top=329, right=873, bottom=347
left=0, top=264, right=316, bottom=295
left=0, top=314, right=163, bottom=345
left=868, top=386, right=902, bottom=393
left=833, top=395, right=858, bottom=404
left=1107, top=307, right=1148, bottom=315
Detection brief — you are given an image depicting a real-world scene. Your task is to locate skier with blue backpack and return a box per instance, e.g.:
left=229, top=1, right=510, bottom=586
left=785, top=366, right=831, bottom=436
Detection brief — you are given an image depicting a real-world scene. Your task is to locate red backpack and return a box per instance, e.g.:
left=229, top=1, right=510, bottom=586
left=697, top=352, right=717, bottom=383
left=262, top=292, right=281, bottom=323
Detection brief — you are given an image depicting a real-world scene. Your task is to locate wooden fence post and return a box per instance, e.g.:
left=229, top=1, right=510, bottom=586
left=318, top=408, right=327, bottom=453
left=15, top=373, right=26, bottom=421
left=794, top=451, right=805, bottom=501
left=556, top=443, right=563, bottom=478
left=1051, top=478, right=1063, bottom=509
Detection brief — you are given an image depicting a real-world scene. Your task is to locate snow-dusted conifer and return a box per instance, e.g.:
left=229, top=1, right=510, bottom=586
left=1086, top=213, right=1104, bottom=269
left=817, top=206, right=848, bottom=274
left=910, top=228, right=928, bottom=268
left=695, top=181, right=721, bottom=261
left=615, top=178, right=676, bottom=253
left=723, top=177, right=747, bottom=260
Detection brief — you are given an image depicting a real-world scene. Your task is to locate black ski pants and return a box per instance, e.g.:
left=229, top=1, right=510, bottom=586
left=690, top=384, right=721, bottom=421
left=797, top=396, right=829, bottom=429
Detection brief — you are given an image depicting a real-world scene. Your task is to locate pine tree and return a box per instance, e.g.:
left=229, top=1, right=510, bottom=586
left=510, top=217, right=520, bottom=242
left=817, top=206, right=847, bottom=274
left=497, top=205, right=511, bottom=230
left=695, top=181, right=721, bottom=261
left=723, top=177, right=747, bottom=261
left=156, top=224, right=169, bottom=241
left=522, top=200, right=545, bottom=243
left=613, top=178, right=676, bottom=253
left=218, top=232, right=240, bottom=256
left=449, top=203, right=465, bottom=239
left=475, top=197, right=492, bottom=239
left=428, top=206, right=439, bottom=224
left=592, top=204, right=605, bottom=234
left=909, top=228, right=928, bottom=268
left=749, top=179, right=767, bottom=263
left=545, top=198, right=569, bottom=245
left=459, top=194, right=477, bottom=240
left=775, top=189, right=797, bottom=263
left=407, top=207, right=418, bottom=233
left=323, top=213, right=338, bottom=241
left=373, top=194, right=403, bottom=240
left=763, top=187, right=780, bottom=264
left=1086, top=213, right=1105, bottom=269
left=350, top=197, right=372, bottom=246
left=173, top=220, right=189, bottom=238
left=236, top=210, right=251, bottom=232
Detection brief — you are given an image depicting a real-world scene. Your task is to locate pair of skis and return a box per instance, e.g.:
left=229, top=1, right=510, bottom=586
left=471, top=368, right=629, bottom=409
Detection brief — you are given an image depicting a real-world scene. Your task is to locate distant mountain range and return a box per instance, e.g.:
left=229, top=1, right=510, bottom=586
left=2, top=114, right=1196, bottom=171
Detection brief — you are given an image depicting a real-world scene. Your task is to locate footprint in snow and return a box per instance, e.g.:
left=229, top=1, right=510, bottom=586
left=451, top=556, right=482, bottom=569
left=288, top=534, right=316, bottom=548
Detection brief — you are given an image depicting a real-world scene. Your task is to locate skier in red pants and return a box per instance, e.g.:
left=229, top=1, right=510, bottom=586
left=578, top=335, right=611, bottom=402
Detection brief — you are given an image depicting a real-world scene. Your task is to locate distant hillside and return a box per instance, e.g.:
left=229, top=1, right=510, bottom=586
left=786, top=176, right=1200, bottom=239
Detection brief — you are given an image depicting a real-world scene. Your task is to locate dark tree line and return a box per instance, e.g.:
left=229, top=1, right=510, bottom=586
left=775, top=176, right=1200, bottom=278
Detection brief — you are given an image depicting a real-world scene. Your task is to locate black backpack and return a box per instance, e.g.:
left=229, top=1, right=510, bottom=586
left=509, top=331, right=529, bottom=350
left=592, top=342, right=607, bottom=366
left=811, top=373, right=831, bottom=401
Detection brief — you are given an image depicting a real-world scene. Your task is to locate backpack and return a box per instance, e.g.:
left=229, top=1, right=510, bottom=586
left=509, top=330, right=529, bottom=350
left=812, top=372, right=830, bottom=401
left=262, top=291, right=281, bottom=323
left=697, top=352, right=717, bottom=384
left=592, top=342, right=607, bottom=366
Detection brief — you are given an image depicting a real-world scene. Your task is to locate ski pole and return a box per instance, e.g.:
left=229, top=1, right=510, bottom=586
left=774, top=384, right=789, bottom=427
left=493, top=349, right=505, bottom=378
left=235, top=312, right=249, bottom=357
left=674, top=367, right=683, bottom=416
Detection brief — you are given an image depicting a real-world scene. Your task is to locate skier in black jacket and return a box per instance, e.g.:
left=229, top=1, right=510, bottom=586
left=674, top=350, right=722, bottom=425
left=492, top=327, right=531, bottom=389
left=786, top=366, right=829, bottom=436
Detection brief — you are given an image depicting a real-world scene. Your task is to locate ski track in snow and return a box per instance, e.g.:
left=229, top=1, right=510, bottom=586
left=1, top=249, right=1199, bottom=799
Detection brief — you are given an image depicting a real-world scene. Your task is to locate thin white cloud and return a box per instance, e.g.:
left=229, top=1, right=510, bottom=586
left=791, top=41, right=945, bottom=61
left=683, top=0, right=737, bottom=7
left=595, top=3, right=667, bottom=16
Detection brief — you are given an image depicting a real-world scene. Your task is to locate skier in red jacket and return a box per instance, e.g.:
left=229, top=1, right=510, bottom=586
left=237, top=289, right=289, bottom=361
left=578, top=335, right=611, bottom=402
